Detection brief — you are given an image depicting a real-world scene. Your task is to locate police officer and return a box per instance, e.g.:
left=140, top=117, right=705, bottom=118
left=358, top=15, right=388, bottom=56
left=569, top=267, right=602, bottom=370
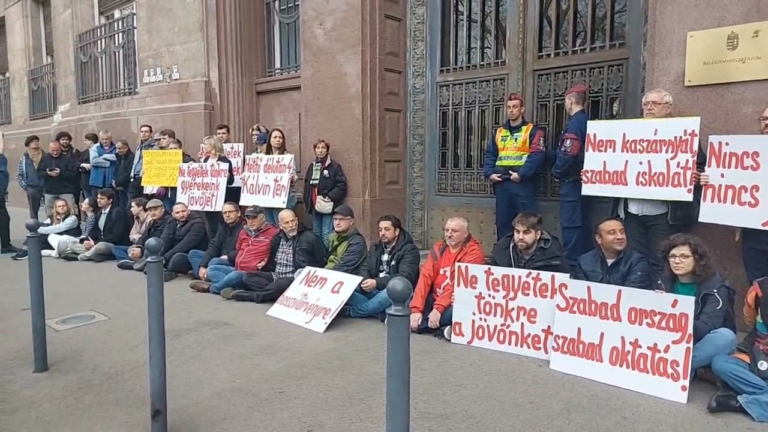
left=552, top=84, right=590, bottom=269
left=483, top=92, right=546, bottom=240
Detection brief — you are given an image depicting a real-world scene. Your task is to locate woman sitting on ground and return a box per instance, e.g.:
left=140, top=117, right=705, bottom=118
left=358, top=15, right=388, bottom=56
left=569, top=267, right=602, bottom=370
left=11, top=198, right=81, bottom=260
left=55, top=197, right=97, bottom=259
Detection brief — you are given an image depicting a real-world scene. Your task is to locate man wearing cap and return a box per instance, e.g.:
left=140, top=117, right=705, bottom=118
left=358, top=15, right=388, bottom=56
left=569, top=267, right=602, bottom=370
left=483, top=92, right=546, bottom=240
left=184, top=202, right=244, bottom=280
left=323, top=204, right=367, bottom=275
left=552, top=83, right=591, bottom=269
left=190, top=205, right=279, bottom=294
left=116, top=198, right=171, bottom=271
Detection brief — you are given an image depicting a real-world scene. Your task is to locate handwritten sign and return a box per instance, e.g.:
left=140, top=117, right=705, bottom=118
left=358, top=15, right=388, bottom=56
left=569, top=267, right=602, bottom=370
left=240, top=154, right=294, bottom=208
left=451, top=264, right=563, bottom=360
left=267, top=267, right=362, bottom=333
left=698, top=135, right=768, bottom=230
left=141, top=150, right=182, bottom=187
left=176, top=162, right=228, bottom=211
left=549, top=279, right=695, bottom=403
left=582, top=117, right=701, bottom=201
left=199, top=143, right=244, bottom=188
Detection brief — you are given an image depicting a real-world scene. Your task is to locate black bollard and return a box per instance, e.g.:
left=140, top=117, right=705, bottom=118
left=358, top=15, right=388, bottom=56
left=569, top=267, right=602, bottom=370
left=144, top=238, right=168, bottom=432
left=26, top=219, right=48, bottom=373
left=385, top=276, right=413, bottom=432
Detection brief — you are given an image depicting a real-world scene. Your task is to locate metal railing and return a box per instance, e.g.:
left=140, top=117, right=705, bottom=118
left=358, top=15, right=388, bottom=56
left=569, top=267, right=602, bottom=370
left=28, top=63, right=57, bottom=120
left=0, top=76, right=10, bottom=125
left=75, top=13, right=137, bottom=104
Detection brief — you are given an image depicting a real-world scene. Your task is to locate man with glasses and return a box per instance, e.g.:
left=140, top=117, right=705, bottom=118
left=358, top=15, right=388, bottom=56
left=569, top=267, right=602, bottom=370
left=182, top=202, right=244, bottom=279
left=323, top=205, right=367, bottom=275
left=608, top=89, right=707, bottom=279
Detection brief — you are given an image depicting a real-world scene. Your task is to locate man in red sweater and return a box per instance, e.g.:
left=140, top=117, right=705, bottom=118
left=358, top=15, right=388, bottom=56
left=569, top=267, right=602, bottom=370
left=410, top=216, right=485, bottom=340
left=190, top=206, right=278, bottom=294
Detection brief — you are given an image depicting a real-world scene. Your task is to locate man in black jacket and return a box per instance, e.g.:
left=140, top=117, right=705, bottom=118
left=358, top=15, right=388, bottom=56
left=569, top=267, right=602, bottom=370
left=233, top=209, right=326, bottom=303
left=113, top=140, right=135, bottom=210
left=489, top=213, right=569, bottom=274
left=340, top=215, right=420, bottom=320
left=38, top=141, right=78, bottom=218
left=75, top=188, right=130, bottom=262
left=571, top=217, right=652, bottom=290
left=183, top=202, right=243, bottom=280
left=162, top=203, right=209, bottom=281
left=116, top=199, right=171, bottom=271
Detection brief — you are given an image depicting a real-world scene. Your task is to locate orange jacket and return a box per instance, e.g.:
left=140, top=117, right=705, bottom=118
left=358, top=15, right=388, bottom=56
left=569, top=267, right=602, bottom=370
left=411, top=236, right=485, bottom=314
left=734, top=277, right=768, bottom=363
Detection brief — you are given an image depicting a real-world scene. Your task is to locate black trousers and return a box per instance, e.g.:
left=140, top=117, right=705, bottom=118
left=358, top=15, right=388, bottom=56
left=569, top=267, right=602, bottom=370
left=242, top=271, right=294, bottom=303
left=26, top=188, right=43, bottom=220
left=0, top=196, right=11, bottom=248
left=623, top=210, right=675, bottom=279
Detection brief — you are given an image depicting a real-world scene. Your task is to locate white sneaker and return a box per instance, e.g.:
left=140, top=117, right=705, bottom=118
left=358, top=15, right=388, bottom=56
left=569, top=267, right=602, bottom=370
left=442, top=326, right=452, bottom=341
left=41, top=250, right=55, bottom=257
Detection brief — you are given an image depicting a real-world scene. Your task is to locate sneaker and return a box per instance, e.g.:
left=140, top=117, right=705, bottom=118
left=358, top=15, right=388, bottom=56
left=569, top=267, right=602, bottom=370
left=77, top=254, right=89, bottom=262
left=163, top=271, right=177, bottom=282
left=220, top=287, right=235, bottom=299
left=41, top=250, right=55, bottom=257
left=11, top=249, right=28, bottom=261
left=442, top=326, right=452, bottom=341
left=1, top=245, right=19, bottom=254
left=133, top=259, right=147, bottom=271
left=376, top=312, right=387, bottom=323
left=189, top=281, right=212, bottom=293
left=338, top=305, right=351, bottom=318
left=117, top=260, right=135, bottom=270
left=60, top=252, right=79, bottom=262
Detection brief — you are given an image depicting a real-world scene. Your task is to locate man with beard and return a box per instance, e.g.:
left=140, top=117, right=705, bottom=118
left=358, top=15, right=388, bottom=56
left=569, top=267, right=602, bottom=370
left=571, top=217, right=651, bottom=290
left=489, top=213, right=568, bottom=274
left=129, top=124, right=157, bottom=199
left=483, top=93, right=546, bottom=240
left=55, top=131, right=81, bottom=205
left=340, top=215, right=421, bottom=321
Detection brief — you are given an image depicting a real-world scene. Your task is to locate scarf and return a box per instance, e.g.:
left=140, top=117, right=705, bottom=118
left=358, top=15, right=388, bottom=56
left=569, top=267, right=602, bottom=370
left=27, top=149, right=43, bottom=168
left=310, top=156, right=329, bottom=185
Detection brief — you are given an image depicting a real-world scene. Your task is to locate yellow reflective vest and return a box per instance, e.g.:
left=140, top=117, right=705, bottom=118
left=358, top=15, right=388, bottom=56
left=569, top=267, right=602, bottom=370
left=494, top=123, right=534, bottom=167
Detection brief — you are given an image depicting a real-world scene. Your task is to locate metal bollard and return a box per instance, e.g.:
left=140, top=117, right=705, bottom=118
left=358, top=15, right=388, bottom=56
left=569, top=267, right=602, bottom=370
left=385, top=276, right=413, bottom=432
left=26, top=219, right=48, bottom=373
left=144, top=238, right=168, bottom=432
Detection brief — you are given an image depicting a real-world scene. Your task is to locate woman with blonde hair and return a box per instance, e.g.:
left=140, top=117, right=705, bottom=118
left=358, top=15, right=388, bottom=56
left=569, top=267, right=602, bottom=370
left=201, top=135, right=235, bottom=237
left=11, top=198, right=81, bottom=260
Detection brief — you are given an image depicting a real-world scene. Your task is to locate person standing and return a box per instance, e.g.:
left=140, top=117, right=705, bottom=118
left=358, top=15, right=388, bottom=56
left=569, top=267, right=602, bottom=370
left=89, top=131, right=117, bottom=197
left=16, top=135, right=46, bottom=219
left=552, top=83, right=591, bottom=271
left=263, top=128, right=298, bottom=224
left=0, top=131, right=19, bottom=253
left=483, top=93, right=546, bottom=240
left=113, top=140, right=135, bottom=210
left=38, top=141, right=78, bottom=217
left=129, top=124, right=157, bottom=199
left=738, top=106, right=768, bottom=284
left=201, top=135, right=235, bottom=238
left=303, top=139, right=347, bottom=248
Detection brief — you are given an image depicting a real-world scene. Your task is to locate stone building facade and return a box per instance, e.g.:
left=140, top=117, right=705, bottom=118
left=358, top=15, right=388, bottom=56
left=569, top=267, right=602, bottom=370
left=1, top=0, right=766, bottom=307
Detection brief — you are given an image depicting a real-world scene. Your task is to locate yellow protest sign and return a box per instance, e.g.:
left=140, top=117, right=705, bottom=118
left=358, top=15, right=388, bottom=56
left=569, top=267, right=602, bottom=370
left=142, top=150, right=182, bottom=187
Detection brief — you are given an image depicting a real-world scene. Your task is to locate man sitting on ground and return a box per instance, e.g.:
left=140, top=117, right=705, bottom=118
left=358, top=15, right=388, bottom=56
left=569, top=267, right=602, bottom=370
left=189, top=206, right=278, bottom=295
left=116, top=199, right=171, bottom=270
left=410, top=217, right=485, bottom=340
left=324, top=204, right=366, bottom=275
left=74, top=189, right=130, bottom=262
left=489, top=213, right=568, bottom=273
left=184, top=202, right=243, bottom=280
left=340, top=214, right=420, bottom=321
left=234, top=209, right=326, bottom=302
left=571, top=217, right=651, bottom=290
left=162, top=203, right=209, bottom=281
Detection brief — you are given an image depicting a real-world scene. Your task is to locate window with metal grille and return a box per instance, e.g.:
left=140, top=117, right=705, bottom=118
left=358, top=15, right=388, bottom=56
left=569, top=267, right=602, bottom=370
left=439, top=0, right=507, bottom=74
left=41, top=0, right=53, bottom=61
left=0, top=17, right=8, bottom=75
left=538, top=0, right=628, bottom=59
left=265, top=0, right=301, bottom=77
left=98, top=0, right=133, bottom=16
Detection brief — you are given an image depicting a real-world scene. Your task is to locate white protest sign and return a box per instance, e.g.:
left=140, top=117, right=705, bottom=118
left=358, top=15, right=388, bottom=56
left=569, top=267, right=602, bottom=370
left=451, top=263, right=565, bottom=360
left=549, top=279, right=695, bottom=403
left=240, top=154, right=294, bottom=208
left=582, top=117, right=701, bottom=201
left=267, top=267, right=362, bottom=333
left=698, top=135, right=768, bottom=230
left=197, top=143, right=244, bottom=187
left=176, top=162, right=228, bottom=211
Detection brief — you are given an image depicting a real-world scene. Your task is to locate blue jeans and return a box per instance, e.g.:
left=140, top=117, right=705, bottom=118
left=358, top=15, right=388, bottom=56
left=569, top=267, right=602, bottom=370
left=710, top=354, right=768, bottom=422
left=692, top=327, right=737, bottom=370
left=186, top=249, right=229, bottom=277
left=207, top=265, right=245, bottom=294
left=313, top=212, right=333, bottom=248
left=347, top=287, right=391, bottom=318
left=162, top=196, right=175, bottom=212
left=415, top=293, right=453, bottom=334
left=113, top=245, right=130, bottom=261
left=264, top=195, right=297, bottom=225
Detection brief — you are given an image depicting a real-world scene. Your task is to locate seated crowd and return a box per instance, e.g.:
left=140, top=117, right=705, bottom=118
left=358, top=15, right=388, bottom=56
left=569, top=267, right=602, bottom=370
left=5, top=127, right=765, bottom=423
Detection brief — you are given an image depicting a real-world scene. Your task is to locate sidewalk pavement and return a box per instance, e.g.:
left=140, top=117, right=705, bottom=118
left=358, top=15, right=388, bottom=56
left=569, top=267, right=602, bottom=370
left=0, top=206, right=758, bottom=432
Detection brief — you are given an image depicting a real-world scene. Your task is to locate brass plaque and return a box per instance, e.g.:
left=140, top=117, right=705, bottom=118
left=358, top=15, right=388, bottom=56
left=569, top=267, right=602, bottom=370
left=685, top=21, right=768, bottom=86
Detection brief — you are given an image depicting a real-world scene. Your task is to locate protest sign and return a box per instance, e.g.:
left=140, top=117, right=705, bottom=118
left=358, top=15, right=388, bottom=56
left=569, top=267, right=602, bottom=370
left=224, top=143, right=244, bottom=187
left=581, top=117, right=701, bottom=201
left=698, top=135, right=768, bottom=230
left=141, top=150, right=182, bottom=187
left=549, top=279, right=695, bottom=403
left=176, top=162, right=228, bottom=211
left=451, top=263, right=565, bottom=360
left=240, top=154, right=294, bottom=208
left=267, top=267, right=362, bottom=333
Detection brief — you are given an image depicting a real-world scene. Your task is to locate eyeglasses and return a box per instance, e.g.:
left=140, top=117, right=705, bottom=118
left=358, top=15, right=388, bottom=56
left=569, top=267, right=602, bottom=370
left=667, top=254, right=693, bottom=262
left=642, top=101, right=668, bottom=108
left=758, top=116, right=768, bottom=123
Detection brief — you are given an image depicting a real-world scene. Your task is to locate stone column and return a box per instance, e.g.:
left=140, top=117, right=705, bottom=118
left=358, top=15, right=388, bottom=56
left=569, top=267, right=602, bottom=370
left=50, top=0, right=95, bottom=114
left=300, top=0, right=408, bottom=239
left=214, top=0, right=258, bottom=142
left=6, top=0, right=31, bottom=124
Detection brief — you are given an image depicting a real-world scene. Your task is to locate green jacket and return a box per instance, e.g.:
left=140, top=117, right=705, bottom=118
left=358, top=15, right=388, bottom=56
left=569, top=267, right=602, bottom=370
left=326, top=227, right=367, bottom=275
